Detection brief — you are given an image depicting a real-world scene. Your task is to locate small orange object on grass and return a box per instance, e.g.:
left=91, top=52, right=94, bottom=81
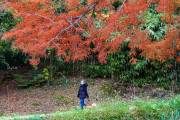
left=86, top=101, right=97, bottom=109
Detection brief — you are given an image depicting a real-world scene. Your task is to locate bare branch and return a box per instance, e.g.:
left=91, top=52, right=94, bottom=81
left=117, top=0, right=127, bottom=11
left=47, top=2, right=97, bottom=46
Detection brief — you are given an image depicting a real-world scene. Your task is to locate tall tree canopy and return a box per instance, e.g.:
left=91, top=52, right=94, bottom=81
left=1, top=0, right=179, bottom=65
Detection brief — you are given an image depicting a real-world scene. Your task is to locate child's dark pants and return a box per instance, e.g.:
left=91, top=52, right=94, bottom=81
left=80, top=98, right=85, bottom=109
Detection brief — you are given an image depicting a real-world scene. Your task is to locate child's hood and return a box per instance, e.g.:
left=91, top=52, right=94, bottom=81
left=80, top=83, right=88, bottom=87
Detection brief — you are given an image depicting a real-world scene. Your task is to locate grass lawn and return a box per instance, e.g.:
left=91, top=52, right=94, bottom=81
left=0, top=95, right=180, bottom=120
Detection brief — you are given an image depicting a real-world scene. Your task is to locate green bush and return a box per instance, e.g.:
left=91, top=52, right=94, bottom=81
left=0, top=11, right=28, bottom=70
left=14, top=72, right=47, bottom=88
left=0, top=40, right=28, bottom=70
left=56, top=75, right=70, bottom=87
left=0, top=11, right=17, bottom=33
left=82, top=41, right=175, bottom=89
left=83, top=64, right=110, bottom=78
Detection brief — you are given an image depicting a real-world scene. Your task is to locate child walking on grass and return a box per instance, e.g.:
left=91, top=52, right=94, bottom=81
left=77, top=80, right=89, bottom=109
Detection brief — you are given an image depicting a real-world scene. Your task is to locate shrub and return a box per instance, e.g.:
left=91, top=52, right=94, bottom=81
left=83, top=64, right=110, bottom=78
left=0, top=11, right=17, bottom=33
left=14, top=72, right=47, bottom=88
left=0, top=11, right=28, bottom=70
left=0, top=40, right=28, bottom=70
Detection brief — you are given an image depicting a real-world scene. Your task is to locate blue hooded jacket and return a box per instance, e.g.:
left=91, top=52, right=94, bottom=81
left=77, top=83, right=89, bottom=99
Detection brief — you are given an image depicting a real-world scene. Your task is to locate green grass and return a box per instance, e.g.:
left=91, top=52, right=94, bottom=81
left=0, top=96, right=180, bottom=120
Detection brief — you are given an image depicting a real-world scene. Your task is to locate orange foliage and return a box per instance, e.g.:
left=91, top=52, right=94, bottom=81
left=156, top=0, right=175, bottom=23
left=177, top=39, right=180, bottom=51
left=177, top=57, right=180, bottom=63
left=29, top=58, right=40, bottom=66
left=141, top=30, right=177, bottom=61
left=2, top=0, right=179, bottom=64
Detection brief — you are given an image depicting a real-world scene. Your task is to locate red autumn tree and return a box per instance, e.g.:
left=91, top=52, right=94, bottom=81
left=2, top=0, right=179, bottom=65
